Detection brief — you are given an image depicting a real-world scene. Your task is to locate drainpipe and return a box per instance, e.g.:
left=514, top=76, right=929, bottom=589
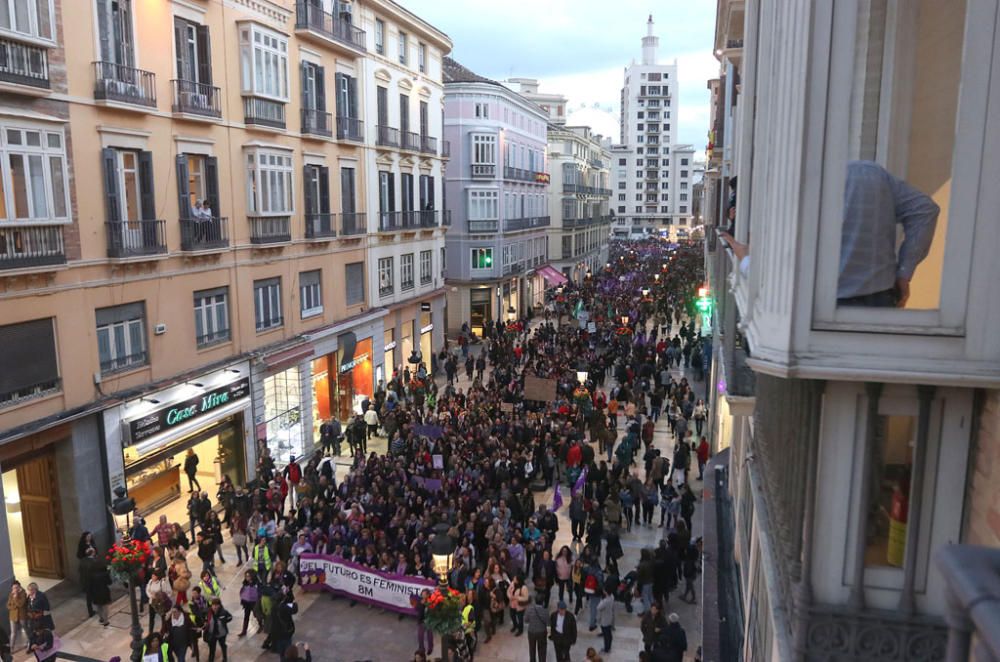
left=793, top=380, right=824, bottom=657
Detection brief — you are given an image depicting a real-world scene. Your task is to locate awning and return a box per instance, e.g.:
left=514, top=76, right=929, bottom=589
left=538, top=265, right=569, bottom=286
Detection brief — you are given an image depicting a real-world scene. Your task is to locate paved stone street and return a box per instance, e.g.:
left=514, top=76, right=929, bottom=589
left=54, top=323, right=705, bottom=662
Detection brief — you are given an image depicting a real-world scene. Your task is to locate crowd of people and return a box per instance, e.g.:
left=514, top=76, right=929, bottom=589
left=5, top=238, right=705, bottom=662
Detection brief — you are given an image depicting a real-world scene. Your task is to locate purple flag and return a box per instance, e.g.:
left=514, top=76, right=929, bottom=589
left=552, top=483, right=563, bottom=511
left=572, top=466, right=588, bottom=497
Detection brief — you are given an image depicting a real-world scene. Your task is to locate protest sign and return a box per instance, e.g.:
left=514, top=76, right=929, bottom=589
left=432, top=454, right=444, bottom=469
left=500, top=402, right=514, bottom=413
left=524, top=375, right=558, bottom=402
left=413, top=424, right=444, bottom=439
left=298, top=554, right=436, bottom=615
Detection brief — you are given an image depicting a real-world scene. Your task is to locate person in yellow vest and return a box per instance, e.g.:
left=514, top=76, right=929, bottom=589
left=253, top=538, right=272, bottom=577
left=141, top=632, right=169, bottom=661
left=461, top=595, right=477, bottom=655
left=198, top=570, right=222, bottom=600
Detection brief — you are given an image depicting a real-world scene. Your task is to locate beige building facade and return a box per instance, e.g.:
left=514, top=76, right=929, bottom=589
left=0, top=0, right=449, bottom=594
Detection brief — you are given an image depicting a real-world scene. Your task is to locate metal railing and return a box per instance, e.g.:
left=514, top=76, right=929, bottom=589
left=105, top=220, right=166, bottom=258
left=100, top=350, right=148, bottom=375
left=420, top=135, right=438, bottom=154
left=93, top=61, right=156, bottom=107
left=403, top=131, right=421, bottom=151
left=0, top=225, right=65, bottom=269
left=504, top=216, right=550, bottom=232
left=304, top=212, right=336, bottom=239
left=248, top=215, right=291, bottom=244
left=564, top=184, right=612, bottom=196
left=0, top=37, right=49, bottom=88
left=340, top=212, right=366, bottom=236
left=171, top=79, right=221, bottom=118
left=243, top=96, right=286, bottom=129
left=589, top=158, right=605, bottom=169
left=196, top=328, right=230, bottom=348
left=376, top=125, right=400, bottom=147
left=418, top=210, right=438, bottom=228
left=180, top=217, right=228, bottom=251
left=468, top=219, right=498, bottom=233
left=301, top=108, right=333, bottom=137
left=378, top=210, right=423, bottom=231
left=336, top=116, right=364, bottom=142
left=471, top=163, right=495, bottom=178
left=441, top=140, right=451, bottom=158
left=294, top=1, right=367, bottom=51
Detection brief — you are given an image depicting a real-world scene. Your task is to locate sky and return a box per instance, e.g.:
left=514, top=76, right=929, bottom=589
left=400, top=0, right=718, bottom=157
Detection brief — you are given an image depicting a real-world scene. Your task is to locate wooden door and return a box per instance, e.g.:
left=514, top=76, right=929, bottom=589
left=16, top=453, right=63, bottom=578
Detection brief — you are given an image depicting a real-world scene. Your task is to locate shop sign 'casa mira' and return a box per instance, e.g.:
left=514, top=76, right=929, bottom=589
left=127, top=378, right=250, bottom=444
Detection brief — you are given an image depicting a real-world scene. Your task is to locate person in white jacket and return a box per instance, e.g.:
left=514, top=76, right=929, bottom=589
left=363, top=405, right=380, bottom=441
left=145, top=569, right=173, bottom=635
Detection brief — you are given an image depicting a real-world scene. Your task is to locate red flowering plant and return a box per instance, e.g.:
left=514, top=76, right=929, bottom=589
left=105, top=538, right=152, bottom=584
left=421, top=587, right=464, bottom=635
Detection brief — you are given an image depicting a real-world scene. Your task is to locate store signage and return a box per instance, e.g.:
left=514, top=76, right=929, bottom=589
left=420, top=324, right=434, bottom=334
left=421, top=302, right=431, bottom=312
left=384, top=341, right=397, bottom=352
left=127, top=378, right=250, bottom=444
left=339, top=352, right=370, bottom=374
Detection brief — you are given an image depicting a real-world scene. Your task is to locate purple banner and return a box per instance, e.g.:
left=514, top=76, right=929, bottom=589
left=298, top=554, right=436, bottom=616
left=413, top=424, right=444, bottom=439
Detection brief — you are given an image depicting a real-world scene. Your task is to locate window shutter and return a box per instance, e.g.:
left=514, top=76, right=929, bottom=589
left=428, top=176, right=435, bottom=208
left=96, top=0, right=112, bottom=63
left=101, top=148, right=120, bottom=223
left=0, top=319, right=59, bottom=397
left=340, top=167, right=355, bottom=215
left=348, top=76, right=358, bottom=118
left=315, top=66, right=325, bottom=111
left=196, top=25, right=212, bottom=85
left=319, top=166, right=330, bottom=214
left=174, top=18, right=186, bottom=79
left=334, top=73, right=345, bottom=117
left=176, top=155, right=191, bottom=219
left=300, top=63, right=309, bottom=109
left=388, top=173, right=395, bottom=212
left=138, top=150, right=156, bottom=220
left=303, top=166, right=317, bottom=215
left=345, top=262, right=364, bottom=305
left=96, top=302, right=145, bottom=326
left=205, top=156, right=220, bottom=215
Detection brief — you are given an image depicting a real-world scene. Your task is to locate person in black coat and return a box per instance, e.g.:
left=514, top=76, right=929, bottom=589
left=83, top=549, right=113, bottom=626
left=269, top=592, right=298, bottom=657
left=652, top=614, right=687, bottom=662
left=184, top=449, right=202, bottom=492
left=548, top=601, right=577, bottom=662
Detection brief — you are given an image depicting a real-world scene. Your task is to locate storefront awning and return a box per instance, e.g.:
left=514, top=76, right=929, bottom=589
left=538, top=265, right=569, bottom=286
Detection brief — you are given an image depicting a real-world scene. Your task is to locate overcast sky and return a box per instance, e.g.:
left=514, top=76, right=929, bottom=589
left=401, top=0, right=718, bottom=156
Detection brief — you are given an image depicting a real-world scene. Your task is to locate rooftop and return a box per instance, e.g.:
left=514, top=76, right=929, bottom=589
left=442, top=57, right=504, bottom=87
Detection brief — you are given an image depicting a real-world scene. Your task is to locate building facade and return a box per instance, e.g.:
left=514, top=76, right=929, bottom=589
left=545, top=124, right=612, bottom=283
left=442, top=58, right=552, bottom=337
left=613, top=16, right=695, bottom=238
left=703, top=0, right=1000, bottom=660
left=0, top=0, right=449, bottom=595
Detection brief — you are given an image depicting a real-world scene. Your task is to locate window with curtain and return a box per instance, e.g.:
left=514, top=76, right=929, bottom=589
left=246, top=149, right=293, bottom=214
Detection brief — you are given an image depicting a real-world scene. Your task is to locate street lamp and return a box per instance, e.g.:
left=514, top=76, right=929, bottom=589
left=109, top=488, right=143, bottom=662
left=430, top=523, right=455, bottom=588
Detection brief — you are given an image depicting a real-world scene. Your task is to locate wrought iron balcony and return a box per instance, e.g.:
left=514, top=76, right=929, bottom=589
left=376, top=125, right=399, bottom=148
left=340, top=212, right=366, bottom=236
left=249, top=215, right=291, bottom=244
left=468, top=219, right=498, bottom=233
left=294, top=1, right=367, bottom=52
left=171, top=80, right=221, bottom=118
left=93, top=61, right=156, bottom=108
left=105, top=220, right=167, bottom=258
left=418, top=210, right=438, bottom=228
left=420, top=135, right=438, bottom=154
left=378, top=210, right=420, bottom=232
left=243, top=96, right=286, bottom=129
left=301, top=108, right=333, bottom=137
left=0, top=37, right=49, bottom=89
left=441, top=140, right=451, bottom=158
left=336, top=116, right=364, bottom=142
left=503, top=216, right=550, bottom=232
left=180, top=217, right=229, bottom=251
left=0, top=225, right=65, bottom=269
left=403, top=131, right=421, bottom=151
left=304, top=212, right=336, bottom=239
left=470, top=163, right=495, bottom=178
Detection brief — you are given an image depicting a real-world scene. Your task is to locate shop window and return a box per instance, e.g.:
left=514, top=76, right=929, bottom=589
left=0, top=317, right=59, bottom=406
left=345, top=261, right=364, bottom=305
left=263, top=366, right=302, bottom=467
left=96, top=302, right=147, bottom=374
left=253, top=277, right=282, bottom=331
left=193, top=286, right=230, bottom=347
left=299, top=270, right=322, bottom=318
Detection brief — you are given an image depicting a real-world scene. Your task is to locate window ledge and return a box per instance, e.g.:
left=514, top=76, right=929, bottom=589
left=196, top=338, right=232, bottom=352
left=301, top=309, right=324, bottom=320
left=0, top=80, right=51, bottom=98
left=255, top=325, right=285, bottom=336
left=0, top=387, right=62, bottom=414
left=101, top=364, right=150, bottom=380
left=0, top=31, right=56, bottom=49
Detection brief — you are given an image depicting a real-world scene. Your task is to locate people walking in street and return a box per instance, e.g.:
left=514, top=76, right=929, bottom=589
left=548, top=600, right=577, bottom=662
left=25, top=583, right=54, bottom=646
left=184, top=449, right=201, bottom=492
left=7, top=580, right=27, bottom=652
left=523, top=595, right=549, bottom=662
left=83, top=549, right=112, bottom=626
left=203, top=598, right=232, bottom=662
left=596, top=589, right=615, bottom=654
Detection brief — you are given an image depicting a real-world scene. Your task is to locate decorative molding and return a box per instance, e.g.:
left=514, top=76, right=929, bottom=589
left=374, top=68, right=392, bottom=83
left=805, top=606, right=947, bottom=662
left=98, top=125, right=152, bottom=150
left=298, top=46, right=324, bottom=65
left=226, top=0, right=290, bottom=25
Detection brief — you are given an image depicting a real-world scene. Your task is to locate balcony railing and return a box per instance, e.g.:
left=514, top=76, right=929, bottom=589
left=243, top=96, right=286, bottom=129
left=376, top=125, right=400, bottom=147
left=420, top=135, right=438, bottom=154
left=418, top=210, right=439, bottom=228
left=589, top=158, right=605, bottom=169
left=295, top=1, right=367, bottom=52
left=336, top=116, right=364, bottom=142
left=249, top=215, right=291, bottom=244
left=0, top=225, right=65, bottom=269
left=471, top=163, right=495, bottom=178
left=100, top=351, right=148, bottom=375
left=563, top=183, right=612, bottom=196
left=339, top=212, right=365, bottom=236
left=180, top=217, right=229, bottom=251
left=0, top=37, right=49, bottom=88
left=378, top=210, right=421, bottom=232
left=304, top=212, right=336, bottom=239
left=301, top=108, right=333, bottom=137
left=171, top=79, right=221, bottom=118
left=93, top=61, right=156, bottom=108
left=105, top=220, right=167, bottom=258
left=504, top=216, right=550, bottom=232
left=441, top=140, right=451, bottom=158
left=468, top=219, right=498, bottom=233
left=403, top=131, right=421, bottom=151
